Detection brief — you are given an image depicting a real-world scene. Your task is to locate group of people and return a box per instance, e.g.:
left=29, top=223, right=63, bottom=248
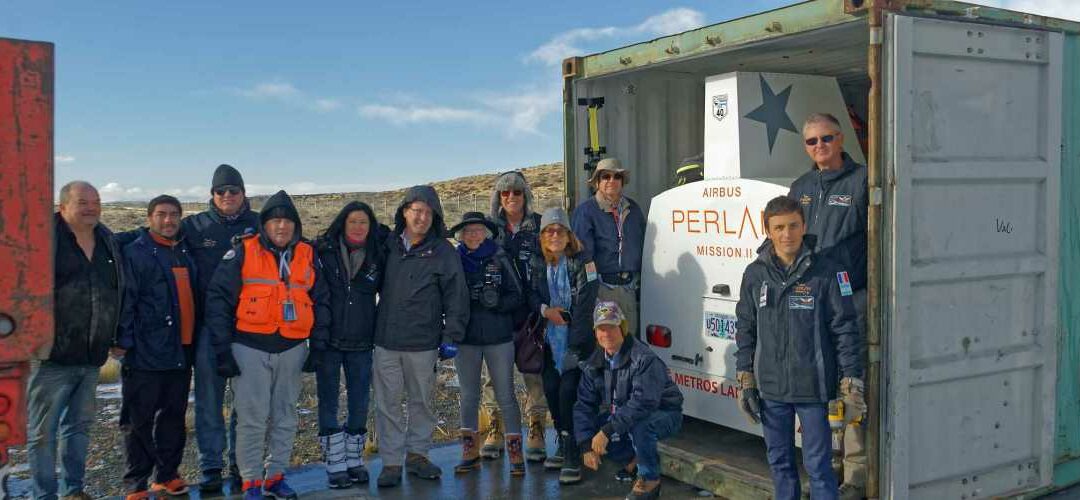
left=28, top=155, right=685, bottom=500
left=27, top=109, right=868, bottom=500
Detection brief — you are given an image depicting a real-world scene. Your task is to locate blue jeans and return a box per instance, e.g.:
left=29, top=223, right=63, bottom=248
left=601, top=409, right=682, bottom=481
left=761, top=399, right=838, bottom=500
left=26, top=362, right=99, bottom=499
left=315, top=349, right=373, bottom=434
left=193, top=332, right=237, bottom=472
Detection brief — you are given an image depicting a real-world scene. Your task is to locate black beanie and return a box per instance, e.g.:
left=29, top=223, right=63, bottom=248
left=212, top=164, right=245, bottom=191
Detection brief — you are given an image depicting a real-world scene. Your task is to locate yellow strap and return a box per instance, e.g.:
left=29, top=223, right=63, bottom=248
left=588, top=106, right=600, bottom=151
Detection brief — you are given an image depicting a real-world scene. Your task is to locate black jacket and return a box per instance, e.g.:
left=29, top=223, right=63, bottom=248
left=50, top=215, right=125, bottom=367
left=117, top=229, right=197, bottom=370
left=461, top=245, right=524, bottom=346
left=527, top=252, right=599, bottom=359
left=574, top=336, right=684, bottom=447
left=734, top=238, right=863, bottom=403
left=205, top=191, right=331, bottom=354
left=314, top=227, right=388, bottom=352
left=493, top=211, right=542, bottom=327
left=788, top=153, right=868, bottom=291
left=374, top=186, right=470, bottom=352
left=180, top=202, right=260, bottom=300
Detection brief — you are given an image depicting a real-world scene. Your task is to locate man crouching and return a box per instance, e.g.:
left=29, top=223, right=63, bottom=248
left=574, top=301, right=684, bottom=500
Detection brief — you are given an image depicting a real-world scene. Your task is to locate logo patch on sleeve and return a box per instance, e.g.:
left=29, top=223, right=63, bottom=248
left=827, top=194, right=852, bottom=207
left=222, top=249, right=236, bottom=261
left=837, top=271, right=853, bottom=296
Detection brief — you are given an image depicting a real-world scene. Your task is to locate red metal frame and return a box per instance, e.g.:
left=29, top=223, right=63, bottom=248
left=0, top=37, right=54, bottom=466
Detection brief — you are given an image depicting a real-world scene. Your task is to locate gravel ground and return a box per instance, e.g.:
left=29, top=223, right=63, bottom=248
left=6, top=360, right=536, bottom=498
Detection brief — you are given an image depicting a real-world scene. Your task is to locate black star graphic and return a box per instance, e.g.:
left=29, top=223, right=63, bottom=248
left=743, top=74, right=797, bottom=153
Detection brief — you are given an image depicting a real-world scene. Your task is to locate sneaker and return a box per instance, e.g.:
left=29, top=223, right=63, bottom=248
left=406, top=452, right=442, bottom=480
left=124, top=491, right=151, bottom=500
left=263, top=474, right=298, bottom=500
left=242, top=480, right=263, bottom=500
left=625, top=478, right=662, bottom=500
left=543, top=432, right=565, bottom=470
left=377, top=465, right=402, bottom=488
left=615, top=467, right=637, bottom=482
left=199, top=469, right=224, bottom=492
left=559, top=437, right=582, bottom=485
left=151, top=477, right=190, bottom=496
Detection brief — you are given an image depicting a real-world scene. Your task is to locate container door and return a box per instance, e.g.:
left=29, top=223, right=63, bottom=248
left=883, top=15, right=1062, bottom=499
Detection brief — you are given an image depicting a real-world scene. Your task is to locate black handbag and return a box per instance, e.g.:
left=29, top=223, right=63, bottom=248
left=514, top=312, right=546, bottom=374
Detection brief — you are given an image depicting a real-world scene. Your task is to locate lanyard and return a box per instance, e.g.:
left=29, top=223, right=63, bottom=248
left=610, top=205, right=623, bottom=267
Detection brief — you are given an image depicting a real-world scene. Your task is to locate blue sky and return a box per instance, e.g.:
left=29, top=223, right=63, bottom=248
left=4, top=0, right=1074, bottom=201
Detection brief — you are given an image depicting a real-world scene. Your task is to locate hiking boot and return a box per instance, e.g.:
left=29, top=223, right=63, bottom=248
left=525, top=415, right=547, bottom=462
left=241, top=480, right=263, bottom=500
left=625, top=478, right=662, bottom=500
left=559, top=434, right=582, bottom=485
left=406, top=452, right=443, bottom=479
left=507, top=433, right=526, bottom=477
left=199, top=468, right=224, bottom=492
left=151, top=477, right=190, bottom=496
left=481, top=413, right=505, bottom=459
left=263, top=474, right=298, bottom=500
left=344, top=431, right=369, bottom=484
left=543, top=431, right=565, bottom=470
left=320, top=431, right=352, bottom=488
left=455, top=429, right=481, bottom=473
left=377, top=465, right=402, bottom=488
left=839, top=483, right=866, bottom=500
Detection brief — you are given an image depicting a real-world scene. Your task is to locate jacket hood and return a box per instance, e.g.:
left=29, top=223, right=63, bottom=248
left=394, top=185, right=447, bottom=238
left=258, top=190, right=302, bottom=247
left=489, top=171, right=536, bottom=221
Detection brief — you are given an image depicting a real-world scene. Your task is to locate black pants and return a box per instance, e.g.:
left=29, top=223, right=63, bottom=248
left=120, top=366, right=191, bottom=492
left=540, top=348, right=581, bottom=436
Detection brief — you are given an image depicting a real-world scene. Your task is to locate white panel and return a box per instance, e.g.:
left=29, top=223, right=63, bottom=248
left=883, top=15, right=1061, bottom=499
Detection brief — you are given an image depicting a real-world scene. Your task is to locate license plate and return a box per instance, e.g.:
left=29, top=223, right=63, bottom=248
left=703, top=311, right=737, bottom=340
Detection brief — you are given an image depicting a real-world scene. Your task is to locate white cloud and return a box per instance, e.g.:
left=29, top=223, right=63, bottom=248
left=527, top=7, right=705, bottom=66
left=312, top=98, right=342, bottom=112
left=55, top=154, right=75, bottom=164
left=98, top=182, right=147, bottom=202
left=236, top=81, right=344, bottom=113
left=972, top=0, right=1080, bottom=21
left=239, top=81, right=300, bottom=100
left=358, top=103, right=496, bottom=126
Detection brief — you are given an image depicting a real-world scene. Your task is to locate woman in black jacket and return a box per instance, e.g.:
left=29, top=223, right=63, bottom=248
left=529, top=207, right=598, bottom=485
left=311, top=201, right=386, bottom=488
left=450, top=212, right=527, bottom=476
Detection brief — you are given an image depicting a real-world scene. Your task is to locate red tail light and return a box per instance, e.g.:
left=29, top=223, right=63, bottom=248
left=646, top=325, right=672, bottom=348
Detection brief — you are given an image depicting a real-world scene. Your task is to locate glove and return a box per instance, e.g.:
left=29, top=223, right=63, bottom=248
left=438, top=342, right=458, bottom=360
left=302, top=348, right=322, bottom=373
left=215, top=350, right=241, bottom=378
left=736, top=371, right=762, bottom=425
left=840, top=377, right=867, bottom=423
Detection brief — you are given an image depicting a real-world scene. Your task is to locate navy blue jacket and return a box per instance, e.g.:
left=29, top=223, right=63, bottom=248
left=117, top=229, right=197, bottom=371
left=574, top=336, right=683, bottom=447
left=788, top=153, right=868, bottom=291
left=180, top=203, right=260, bottom=300
left=571, top=196, right=646, bottom=275
left=734, top=238, right=863, bottom=403
left=314, top=227, right=388, bottom=352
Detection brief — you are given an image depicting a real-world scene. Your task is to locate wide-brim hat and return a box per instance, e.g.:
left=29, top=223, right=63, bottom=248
left=588, top=157, right=629, bottom=186
left=450, top=211, right=499, bottom=235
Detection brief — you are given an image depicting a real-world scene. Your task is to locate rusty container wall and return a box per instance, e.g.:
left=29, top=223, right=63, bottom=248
left=0, top=38, right=54, bottom=454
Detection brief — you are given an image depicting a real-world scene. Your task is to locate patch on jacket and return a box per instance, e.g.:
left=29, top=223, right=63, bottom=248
left=827, top=194, right=852, bottom=207
left=222, top=249, right=236, bottom=260
left=203, top=238, right=217, bottom=248
left=585, top=262, right=598, bottom=282
left=799, top=194, right=813, bottom=206
left=837, top=271, right=853, bottom=296
left=759, top=282, right=769, bottom=307
left=788, top=295, right=815, bottom=310
left=793, top=283, right=811, bottom=296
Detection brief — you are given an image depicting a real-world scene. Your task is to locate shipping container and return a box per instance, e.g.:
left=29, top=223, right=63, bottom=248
left=560, top=1, right=1080, bottom=498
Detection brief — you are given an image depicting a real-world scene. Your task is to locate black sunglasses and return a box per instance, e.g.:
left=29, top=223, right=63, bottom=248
left=804, top=134, right=836, bottom=146
left=500, top=190, right=523, bottom=197
left=599, top=172, right=624, bottom=181
left=214, top=186, right=242, bottom=196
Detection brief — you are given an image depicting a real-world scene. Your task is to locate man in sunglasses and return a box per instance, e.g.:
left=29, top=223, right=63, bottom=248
left=181, top=164, right=261, bottom=491
left=571, top=158, right=646, bottom=340
left=787, top=113, right=869, bottom=500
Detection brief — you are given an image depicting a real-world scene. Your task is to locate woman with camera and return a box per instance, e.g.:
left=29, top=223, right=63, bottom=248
left=528, top=207, right=598, bottom=485
left=451, top=212, right=527, bottom=476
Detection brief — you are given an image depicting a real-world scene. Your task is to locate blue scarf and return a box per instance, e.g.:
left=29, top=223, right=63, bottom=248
left=546, top=257, right=571, bottom=372
left=458, top=239, right=498, bottom=273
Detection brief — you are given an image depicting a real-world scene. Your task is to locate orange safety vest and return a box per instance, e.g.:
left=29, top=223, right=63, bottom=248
left=235, top=236, right=316, bottom=339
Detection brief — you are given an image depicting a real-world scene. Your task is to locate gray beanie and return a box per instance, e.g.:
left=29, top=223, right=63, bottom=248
left=540, top=207, right=571, bottom=231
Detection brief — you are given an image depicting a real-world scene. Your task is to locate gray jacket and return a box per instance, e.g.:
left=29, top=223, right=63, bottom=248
left=374, top=186, right=470, bottom=351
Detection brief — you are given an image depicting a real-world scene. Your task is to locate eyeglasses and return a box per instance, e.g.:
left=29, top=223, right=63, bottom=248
left=542, top=227, right=567, bottom=237
left=500, top=190, right=523, bottom=197
left=214, top=186, right=242, bottom=196
left=599, top=172, right=624, bottom=182
left=804, top=134, right=836, bottom=146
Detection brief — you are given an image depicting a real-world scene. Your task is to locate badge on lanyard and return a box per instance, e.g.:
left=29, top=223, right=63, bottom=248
left=282, top=300, right=297, bottom=322
left=759, top=282, right=769, bottom=308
